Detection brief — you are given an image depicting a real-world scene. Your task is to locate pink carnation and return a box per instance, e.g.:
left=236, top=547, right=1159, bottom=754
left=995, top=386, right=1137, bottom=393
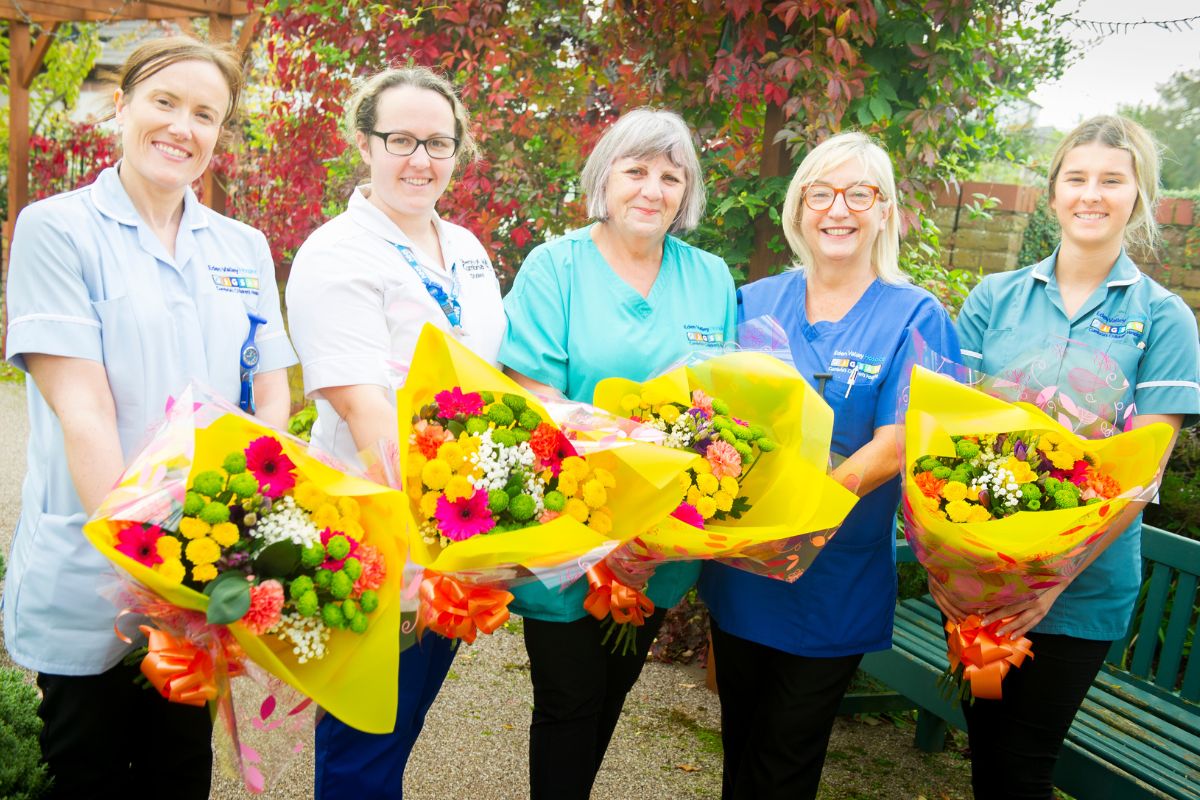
left=670, top=503, right=705, bottom=530
left=352, top=543, right=387, bottom=595
left=435, top=387, right=484, bottom=418
left=538, top=510, right=562, bottom=523
left=705, top=440, right=743, bottom=479
left=241, top=580, right=284, bottom=635
left=691, top=389, right=714, bottom=418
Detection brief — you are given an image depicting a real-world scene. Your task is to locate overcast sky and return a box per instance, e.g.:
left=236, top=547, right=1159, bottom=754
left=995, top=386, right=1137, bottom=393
left=1032, top=0, right=1200, bottom=129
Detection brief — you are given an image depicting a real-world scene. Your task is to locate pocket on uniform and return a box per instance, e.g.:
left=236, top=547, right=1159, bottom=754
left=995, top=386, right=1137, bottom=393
left=90, top=295, right=146, bottom=422
left=981, top=327, right=1019, bottom=372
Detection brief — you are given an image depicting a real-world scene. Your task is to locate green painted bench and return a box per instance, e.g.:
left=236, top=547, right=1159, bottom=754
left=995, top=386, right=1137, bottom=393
left=852, top=524, right=1200, bottom=800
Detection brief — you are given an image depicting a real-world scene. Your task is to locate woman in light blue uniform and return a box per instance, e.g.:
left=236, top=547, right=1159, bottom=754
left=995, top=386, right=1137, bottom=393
left=697, top=132, right=959, bottom=800
left=3, top=37, right=294, bottom=800
left=945, top=116, right=1200, bottom=800
left=500, top=108, right=736, bottom=799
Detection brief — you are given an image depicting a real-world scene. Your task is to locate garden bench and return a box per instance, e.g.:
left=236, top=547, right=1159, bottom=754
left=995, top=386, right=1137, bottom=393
left=851, top=524, right=1200, bottom=800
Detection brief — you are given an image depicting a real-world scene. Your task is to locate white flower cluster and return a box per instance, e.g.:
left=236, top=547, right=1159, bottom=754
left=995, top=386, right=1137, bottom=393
left=971, top=461, right=1020, bottom=509
left=468, top=429, right=545, bottom=513
left=645, top=414, right=698, bottom=450
left=251, top=495, right=322, bottom=548
left=272, top=610, right=330, bottom=663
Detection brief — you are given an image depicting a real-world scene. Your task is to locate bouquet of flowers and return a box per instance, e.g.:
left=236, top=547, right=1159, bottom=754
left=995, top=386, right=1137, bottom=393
left=84, top=390, right=406, bottom=791
left=903, top=365, right=1174, bottom=700
left=399, top=325, right=697, bottom=644
left=591, top=351, right=859, bottom=650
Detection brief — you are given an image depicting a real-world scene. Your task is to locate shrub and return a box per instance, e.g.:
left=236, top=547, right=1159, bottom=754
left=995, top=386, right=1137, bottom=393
left=650, top=590, right=710, bottom=666
left=0, top=668, right=50, bottom=800
left=1145, top=427, right=1200, bottom=540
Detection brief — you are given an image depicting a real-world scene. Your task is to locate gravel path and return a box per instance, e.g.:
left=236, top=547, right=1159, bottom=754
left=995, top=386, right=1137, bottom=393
left=0, top=380, right=974, bottom=799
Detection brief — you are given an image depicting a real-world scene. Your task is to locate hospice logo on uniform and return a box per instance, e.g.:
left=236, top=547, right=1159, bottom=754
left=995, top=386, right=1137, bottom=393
left=1088, top=313, right=1144, bottom=341
left=684, top=324, right=725, bottom=348
left=829, top=350, right=883, bottom=380
left=459, top=257, right=493, bottom=277
left=208, top=264, right=260, bottom=296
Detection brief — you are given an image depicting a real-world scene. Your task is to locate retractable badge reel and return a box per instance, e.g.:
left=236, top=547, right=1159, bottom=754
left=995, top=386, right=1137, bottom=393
left=239, top=312, right=268, bottom=414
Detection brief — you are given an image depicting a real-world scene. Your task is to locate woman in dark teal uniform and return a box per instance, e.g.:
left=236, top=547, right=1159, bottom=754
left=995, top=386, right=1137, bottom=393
left=697, top=131, right=959, bottom=800
left=500, top=108, right=736, bottom=800
left=946, top=116, right=1199, bottom=800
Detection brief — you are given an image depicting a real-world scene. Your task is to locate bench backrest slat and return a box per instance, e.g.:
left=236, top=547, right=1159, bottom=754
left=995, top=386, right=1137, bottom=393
left=1130, top=562, right=1175, bottom=678
left=1183, top=629, right=1200, bottom=702
left=1155, top=573, right=1197, bottom=692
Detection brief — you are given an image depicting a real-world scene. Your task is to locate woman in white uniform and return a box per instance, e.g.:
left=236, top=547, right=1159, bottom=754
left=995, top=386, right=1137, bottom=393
left=286, top=66, right=505, bottom=799
left=3, top=37, right=295, bottom=800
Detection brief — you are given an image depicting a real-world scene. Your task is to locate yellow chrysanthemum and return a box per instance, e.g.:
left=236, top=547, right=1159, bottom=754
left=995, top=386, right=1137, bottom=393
left=967, top=505, right=992, bottom=523
left=557, top=471, right=579, bottom=497
left=922, top=496, right=946, bottom=519
left=312, top=503, right=340, bottom=530
left=407, top=452, right=428, bottom=477
left=967, top=486, right=981, bottom=501
left=696, top=472, right=719, bottom=495
left=420, top=491, right=443, bottom=518
left=693, top=459, right=712, bottom=475
left=406, top=477, right=424, bottom=498
left=192, top=563, right=218, bottom=583
left=156, top=558, right=185, bottom=585
left=337, top=497, right=361, bottom=521
left=156, top=536, right=182, bottom=561
left=713, top=490, right=734, bottom=512
left=458, top=433, right=481, bottom=454
left=696, top=496, right=718, bottom=519
left=686, top=486, right=703, bottom=508
left=588, top=513, right=613, bottom=535
left=340, top=519, right=365, bottom=539
left=421, top=459, right=452, bottom=490
left=185, top=536, right=221, bottom=565
left=677, top=472, right=693, bottom=494
left=210, top=522, right=240, bottom=547
left=565, top=498, right=590, bottom=523
left=659, top=405, right=681, bottom=424
left=178, top=517, right=210, bottom=540
left=293, top=481, right=327, bottom=512
left=719, top=476, right=740, bottom=496
left=640, top=388, right=662, bottom=407
left=582, top=480, right=607, bottom=509
left=437, top=441, right=466, bottom=470
left=563, top=456, right=590, bottom=480
left=945, top=500, right=974, bottom=523
left=593, top=468, right=616, bottom=489
left=941, top=481, right=968, bottom=503
left=1005, top=457, right=1038, bottom=485
left=444, top=475, right=475, bottom=502
left=620, top=394, right=643, bottom=413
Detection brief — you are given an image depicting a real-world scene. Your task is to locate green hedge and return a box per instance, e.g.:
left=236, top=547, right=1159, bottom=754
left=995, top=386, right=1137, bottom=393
left=0, top=668, right=50, bottom=799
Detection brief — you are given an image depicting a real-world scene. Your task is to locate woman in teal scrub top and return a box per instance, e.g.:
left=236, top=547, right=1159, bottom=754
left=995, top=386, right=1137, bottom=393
left=500, top=107, right=736, bottom=799
left=946, top=116, right=1200, bottom=800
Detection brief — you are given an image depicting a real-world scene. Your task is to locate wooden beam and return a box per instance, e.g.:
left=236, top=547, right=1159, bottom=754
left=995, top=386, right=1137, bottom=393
left=21, top=21, right=58, bottom=88
left=747, top=102, right=792, bottom=283
left=200, top=14, right=233, bottom=214
left=174, top=15, right=194, bottom=36
left=4, top=22, right=32, bottom=354
left=0, top=0, right=249, bottom=22
left=234, top=9, right=260, bottom=61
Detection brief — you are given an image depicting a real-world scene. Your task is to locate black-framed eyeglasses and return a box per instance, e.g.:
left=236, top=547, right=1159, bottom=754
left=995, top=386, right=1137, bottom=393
left=803, top=184, right=883, bottom=212
left=368, top=130, right=459, bottom=159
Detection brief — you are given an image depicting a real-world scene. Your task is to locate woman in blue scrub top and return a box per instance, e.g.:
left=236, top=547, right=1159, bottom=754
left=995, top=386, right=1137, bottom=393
left=945, top=116, right=1199, bottom=800
left=286, top=68, right=506, bottom=800
left=3, top=38, right=295, bottom=800
left=697, top=132, right=959, bottom=800
left=500, top=108, right=737, bottom=799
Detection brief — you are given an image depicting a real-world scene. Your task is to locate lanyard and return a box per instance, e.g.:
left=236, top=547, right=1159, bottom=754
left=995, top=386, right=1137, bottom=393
left=393, top=243, right=463, bottom=330
left=239, top=312, right=267, bottom=414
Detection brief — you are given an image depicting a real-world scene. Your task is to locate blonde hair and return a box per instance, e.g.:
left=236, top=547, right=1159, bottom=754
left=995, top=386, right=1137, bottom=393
left=781, top=132, right=906, bottom=284
left=1047, top=115, right=1161, bottom=252
left=345, top=67, right=478, bottom=166
left=580, top=108, right=706, bottom=233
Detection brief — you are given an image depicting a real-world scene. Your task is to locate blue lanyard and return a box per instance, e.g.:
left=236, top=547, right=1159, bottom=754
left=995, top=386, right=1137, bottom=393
left=239, top=312, right=267, bottom=414
left=393, top=243, right=463, bottom=330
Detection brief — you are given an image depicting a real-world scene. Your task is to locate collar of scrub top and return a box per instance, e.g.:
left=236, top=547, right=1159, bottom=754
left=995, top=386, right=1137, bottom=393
left=1030, top=245, right=1142, bottom=289
left=91, top=163, right=210, bottom=268
left=392, top=242, right=463, bottom=331
left=239, top=312, right=268, bottom=414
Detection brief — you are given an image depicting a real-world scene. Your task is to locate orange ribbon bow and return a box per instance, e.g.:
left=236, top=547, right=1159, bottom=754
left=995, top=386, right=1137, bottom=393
left=139, top=624, right=223, bottom=707
left=945, top=615, right=1034, bottom=700
left=419, top=573, right=514, bottom=644
left=583, top=562, right=655, bottom=626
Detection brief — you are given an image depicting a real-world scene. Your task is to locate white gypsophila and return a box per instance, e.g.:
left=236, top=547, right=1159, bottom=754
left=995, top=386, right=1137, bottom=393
left=251, top=495, right=323, bottom=547
left=469, top=429, right=539, bottom=493
left=419, top=520, right=444, bottom=547
left=272, top=610, right=330, bottom=663
left=972, top=462, right=1020, bottom=509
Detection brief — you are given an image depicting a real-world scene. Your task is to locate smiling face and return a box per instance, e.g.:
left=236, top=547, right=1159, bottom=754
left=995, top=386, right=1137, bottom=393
left=356, top=85, right=457, bottom=226
left=114, top=58, right=230, bottom=196
left=798, top=158, right=889, bottom=273
left=602, top=154, right=686, bottom=242
left=1050, top=142, right=1139, bottom=253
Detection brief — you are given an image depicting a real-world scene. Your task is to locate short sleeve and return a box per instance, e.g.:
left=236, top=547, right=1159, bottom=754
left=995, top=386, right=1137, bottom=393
left=1134, top=294, right=1200, bottom=427
left=875, top=295, right=961, bottom=429
left=286, top=242, right=392, bottom=395
left=717, top=261, right=737, bottom=343
left=4, top=202, right=102, bottom=371
left=250, top=231, right=297, bottom=373
left=498, top=246, right=570, bottom=392
left=955, top=277, right=992, bottom=369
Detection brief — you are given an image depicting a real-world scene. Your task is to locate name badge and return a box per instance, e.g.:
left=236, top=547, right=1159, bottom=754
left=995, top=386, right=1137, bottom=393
left=208, top=264, right=260, bottom=296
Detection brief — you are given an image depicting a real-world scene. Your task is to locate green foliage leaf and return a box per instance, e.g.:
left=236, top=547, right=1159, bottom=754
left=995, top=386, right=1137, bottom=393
left=253, top=540, right=302, bottom=579
left=204, top=572, right=253, bottom=625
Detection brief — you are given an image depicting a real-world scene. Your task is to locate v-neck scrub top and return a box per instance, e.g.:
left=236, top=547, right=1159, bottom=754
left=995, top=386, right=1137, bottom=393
left=3, top=166, right=297, bottom=675
left=499, top=224, right=738, bottom=622
left=956, top=249, right=1200, bottom=640
left=286, top=186, right=506, bottom=470
left=698, top=271, right=960, bottom=657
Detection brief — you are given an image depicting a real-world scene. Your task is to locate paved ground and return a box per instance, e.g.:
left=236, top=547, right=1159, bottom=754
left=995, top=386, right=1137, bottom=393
left=0, top=380, right=974, bottom=799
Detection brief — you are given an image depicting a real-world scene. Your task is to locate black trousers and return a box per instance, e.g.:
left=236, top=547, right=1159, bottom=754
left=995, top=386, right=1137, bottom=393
left=522, top=607, right=667, bottom=800
left=36, top=659, right=213, bottom=800
left=963, top=631, right=1110, bottom=800
left=710, top=620, right=862, bottom=800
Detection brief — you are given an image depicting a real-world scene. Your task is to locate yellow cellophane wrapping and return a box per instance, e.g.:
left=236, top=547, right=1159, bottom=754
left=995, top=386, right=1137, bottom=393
left=399, top=324, right=696, bottom=576
left=84, top=408, right=404, bottom=734
left=905, top=366, right=1174, bottom=606
left=593, top=352, right=858, bottom=576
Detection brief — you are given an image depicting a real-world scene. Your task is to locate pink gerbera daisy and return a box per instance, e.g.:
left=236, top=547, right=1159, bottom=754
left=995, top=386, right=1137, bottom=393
left=435, top=489, right=496, bottom=542
left=241, top=579, right=284, bottom=635
left=244, top=436, right=296, bottom=498
left=114, top=522, right=164, bottom=567
left=435, top=387, right=484, bottom=418
left=670, top=502, right=705, bottom=530
left=705, top=440, right=743, bottom=479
